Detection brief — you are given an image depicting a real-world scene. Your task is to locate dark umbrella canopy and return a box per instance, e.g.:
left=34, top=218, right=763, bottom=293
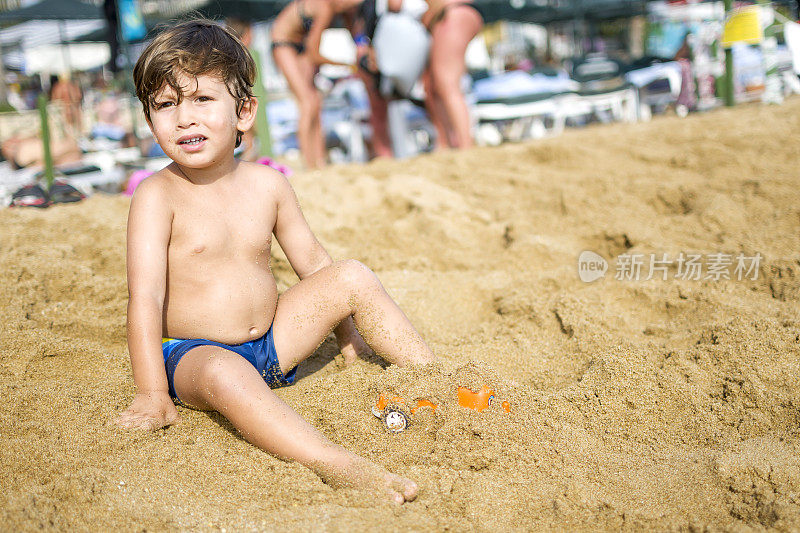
left=69, top=0, right=293, bottom=41
left=0, top=0, right=654, bottom=25
left=0, top=0, right=103, bottom=21
left=475, top=0, right=649, bottom=24
left=194, top=0, right=291, bottom=21
left=182, top=0, right=651, bottom=25
left=64, top=0, right=652, bottom=40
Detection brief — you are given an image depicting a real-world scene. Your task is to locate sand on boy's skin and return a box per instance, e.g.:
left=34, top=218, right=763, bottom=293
left=1, top=99, right=800, bottom=530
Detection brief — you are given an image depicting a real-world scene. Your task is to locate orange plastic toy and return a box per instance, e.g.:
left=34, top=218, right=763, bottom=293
left=372, top=385, right=511, bottom=432
left=457, top=384, right=512, bottom=413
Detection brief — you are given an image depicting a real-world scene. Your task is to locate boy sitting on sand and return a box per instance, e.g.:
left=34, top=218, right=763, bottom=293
left=116, top=19, right=435, bottom=504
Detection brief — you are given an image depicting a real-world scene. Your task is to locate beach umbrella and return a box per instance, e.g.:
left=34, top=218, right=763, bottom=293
left=69, top=1, right=293, bottom=44
left=194, top=0, right=291, bottom=21
left=471, top=0, right=650, bottom=24
left=0, top=0, right=105, bottom=182
left=0, top=0, right=105, bottom=75
left=0, top=0, right=103, bottom=21
left=24, top=42, right=110, bottom=74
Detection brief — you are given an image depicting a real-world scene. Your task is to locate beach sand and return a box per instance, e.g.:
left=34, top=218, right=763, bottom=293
left=1, top=99, right=799, bottom=531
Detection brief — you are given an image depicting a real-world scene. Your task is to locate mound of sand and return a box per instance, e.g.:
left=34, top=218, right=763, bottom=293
left=1, top=99, right=799, bottom=530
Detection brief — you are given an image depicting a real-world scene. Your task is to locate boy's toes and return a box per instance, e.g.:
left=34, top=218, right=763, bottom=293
left=387, top=474, right=418, bottom=503
left=400, top=480, right=418, bottom=502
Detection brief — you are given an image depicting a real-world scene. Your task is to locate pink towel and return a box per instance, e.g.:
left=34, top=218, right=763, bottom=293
left=256, top=157, right=293, bottom=177
left=124, top=169, right=153, bottom=196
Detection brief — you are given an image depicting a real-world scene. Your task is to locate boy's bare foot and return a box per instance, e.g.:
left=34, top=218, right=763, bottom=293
left=312, top=452, right=418, bottom=504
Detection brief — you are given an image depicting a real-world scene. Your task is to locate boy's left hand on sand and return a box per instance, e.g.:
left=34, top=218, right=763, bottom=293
left=115, top=391, right=180, bottom=431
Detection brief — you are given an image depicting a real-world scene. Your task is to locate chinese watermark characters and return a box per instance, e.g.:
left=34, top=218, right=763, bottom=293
left=578, top=251, right=762, bottom=282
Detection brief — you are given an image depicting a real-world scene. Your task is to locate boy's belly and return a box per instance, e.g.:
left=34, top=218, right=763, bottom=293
left=163, top=262, right=278, bottom=345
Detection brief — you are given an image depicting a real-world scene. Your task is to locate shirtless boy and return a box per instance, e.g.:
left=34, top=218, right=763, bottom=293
left=117, top=19, right=435, bottom=504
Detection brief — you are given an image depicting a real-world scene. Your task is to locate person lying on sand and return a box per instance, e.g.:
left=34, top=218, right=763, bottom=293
left=1, top=133, right=82, bottom=170
left=116, top=19, right=435, bottom=505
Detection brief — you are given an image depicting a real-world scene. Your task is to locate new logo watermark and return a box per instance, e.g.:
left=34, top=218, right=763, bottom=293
left=578, top=251, right=608, bottom=282
left=577, top=251, right=762, bottom=283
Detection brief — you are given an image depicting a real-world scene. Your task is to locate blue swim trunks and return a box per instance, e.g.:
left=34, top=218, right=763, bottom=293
left=162, top=324, right=296, bottom=404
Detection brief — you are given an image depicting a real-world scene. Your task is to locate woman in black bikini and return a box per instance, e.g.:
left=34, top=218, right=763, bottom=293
left=421, top=0, right=483, bottom=149
left=271, top=0, right=357, bottom=168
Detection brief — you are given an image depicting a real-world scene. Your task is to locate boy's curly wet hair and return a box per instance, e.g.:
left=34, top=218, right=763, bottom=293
left=133, top=18, right=256, bottom=147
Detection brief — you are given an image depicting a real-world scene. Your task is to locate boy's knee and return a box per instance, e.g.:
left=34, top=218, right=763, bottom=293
left=335, top=259, right=379, bottom=293
left=196, top=355, right=241, bottom=397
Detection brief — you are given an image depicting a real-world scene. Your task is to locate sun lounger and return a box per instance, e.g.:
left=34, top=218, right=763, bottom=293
left=0, top=163, right=38, bottom=207
left=53, top=163, right=125, bottom=194
left=473, top=70, right=580, bottom=142
left=572, top=85, right=640, bottom=124
left=472, top=65, right=640, bottom=144
left=0, top=159, right=126, bottom=208
left=623, top=60, right=682, bottom=118
left=568, top=55, right=641, bottom=124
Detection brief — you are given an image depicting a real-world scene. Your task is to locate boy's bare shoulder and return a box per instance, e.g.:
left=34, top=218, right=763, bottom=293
left=237, top=160, right=290, bottom=184
left=129, top=166, right=180, bottom=211
left=237, top=161, right=295, bottom=200
left=133, top=166, right=174, bottom=192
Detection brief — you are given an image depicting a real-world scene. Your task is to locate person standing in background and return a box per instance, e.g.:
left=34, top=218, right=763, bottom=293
left=673, top=34, right=697, bottom=116
left=421, top=0, right=483, bottom=149
left=270, top=0, right=356, bottom=169
left=346, top=0, right=394, bottom=158
left=50, top=74, right=84, bottom=136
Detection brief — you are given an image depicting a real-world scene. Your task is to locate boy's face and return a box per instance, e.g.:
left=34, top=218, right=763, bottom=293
left=147, top=72, right=256, bottom=170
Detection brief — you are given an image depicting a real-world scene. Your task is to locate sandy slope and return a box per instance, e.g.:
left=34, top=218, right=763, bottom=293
left=1, top=99, right=799, bottom=531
